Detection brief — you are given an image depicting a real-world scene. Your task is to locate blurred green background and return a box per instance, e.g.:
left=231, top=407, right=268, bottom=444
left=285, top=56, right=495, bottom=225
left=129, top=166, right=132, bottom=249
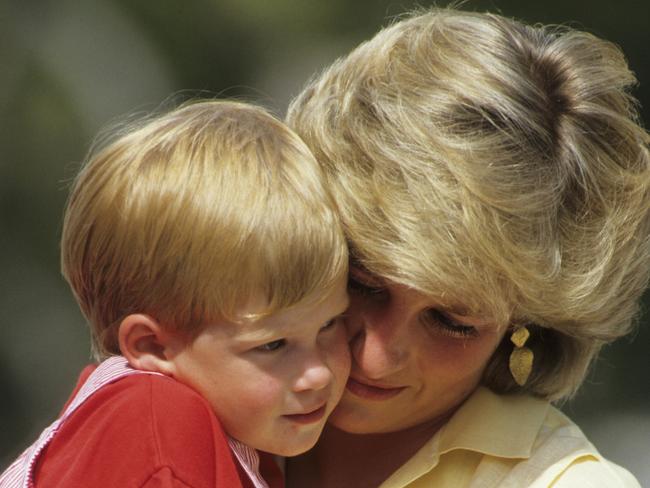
left=1, top=0, right=649, bottom=482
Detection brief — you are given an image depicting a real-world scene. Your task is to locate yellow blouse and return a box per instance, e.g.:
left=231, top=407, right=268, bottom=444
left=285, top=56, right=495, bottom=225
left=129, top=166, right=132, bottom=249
left=379, top=387, right=640, bottom=488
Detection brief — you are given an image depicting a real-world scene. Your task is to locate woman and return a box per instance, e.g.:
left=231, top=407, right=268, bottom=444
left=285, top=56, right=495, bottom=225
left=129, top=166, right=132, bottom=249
left=285, top=7, right=649, bottom=488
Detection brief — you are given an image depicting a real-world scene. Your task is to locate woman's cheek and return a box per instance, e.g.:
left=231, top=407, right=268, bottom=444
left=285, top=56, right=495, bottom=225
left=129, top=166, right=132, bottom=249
left=326, top=326, right=352, bottom=383
left=419, top=334, right=501, bottom=377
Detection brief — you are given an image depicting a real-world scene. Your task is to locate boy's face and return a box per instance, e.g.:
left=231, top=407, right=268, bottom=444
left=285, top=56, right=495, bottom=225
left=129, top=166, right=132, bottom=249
left=169, top=277, right=350, bottom=456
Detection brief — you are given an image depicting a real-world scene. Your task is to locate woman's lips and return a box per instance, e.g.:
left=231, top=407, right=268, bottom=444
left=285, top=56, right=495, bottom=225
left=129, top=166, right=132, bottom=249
left=283, top=405, right=327, bottom=424
left=345, top=377, right=406, bottom=400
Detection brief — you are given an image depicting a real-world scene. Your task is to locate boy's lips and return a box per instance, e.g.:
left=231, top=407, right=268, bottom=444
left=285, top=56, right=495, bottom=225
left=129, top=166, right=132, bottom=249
left=345, top=377, right=406, bottom=400
left=283, top=404, right=327, bottom=424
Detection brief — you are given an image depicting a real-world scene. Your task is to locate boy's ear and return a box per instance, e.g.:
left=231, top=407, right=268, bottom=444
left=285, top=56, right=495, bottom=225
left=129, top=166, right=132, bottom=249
left=118, top=314, right=179, bottom=376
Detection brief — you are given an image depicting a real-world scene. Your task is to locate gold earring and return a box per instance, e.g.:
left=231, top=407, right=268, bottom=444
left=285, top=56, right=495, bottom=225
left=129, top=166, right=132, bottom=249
left=509, top=326, right=533, bottom=386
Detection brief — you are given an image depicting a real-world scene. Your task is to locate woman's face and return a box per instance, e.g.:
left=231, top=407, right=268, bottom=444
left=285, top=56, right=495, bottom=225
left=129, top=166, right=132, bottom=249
left=328, top=265, right=507, bottom=434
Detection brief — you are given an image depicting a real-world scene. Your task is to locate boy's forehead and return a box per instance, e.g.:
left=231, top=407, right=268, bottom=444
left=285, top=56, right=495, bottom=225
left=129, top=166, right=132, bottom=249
left=228, top=281, right=350, bottom=341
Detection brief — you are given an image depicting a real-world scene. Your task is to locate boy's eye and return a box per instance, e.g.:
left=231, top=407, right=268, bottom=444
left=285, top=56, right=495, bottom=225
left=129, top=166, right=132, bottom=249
left=421, top=309, right=478, bottom=339
left=256, top=339, right=286, bottom=352
left=320, top=317, right=341, bottom=332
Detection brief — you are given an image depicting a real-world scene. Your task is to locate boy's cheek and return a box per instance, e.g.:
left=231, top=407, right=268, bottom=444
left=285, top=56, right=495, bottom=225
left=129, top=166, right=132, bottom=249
left=220, top=378, right=283, bottom=421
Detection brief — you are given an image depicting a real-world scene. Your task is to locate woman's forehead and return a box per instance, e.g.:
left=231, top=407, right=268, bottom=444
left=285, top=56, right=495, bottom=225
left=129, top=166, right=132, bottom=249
left=349, top=262, right=501, bottom=324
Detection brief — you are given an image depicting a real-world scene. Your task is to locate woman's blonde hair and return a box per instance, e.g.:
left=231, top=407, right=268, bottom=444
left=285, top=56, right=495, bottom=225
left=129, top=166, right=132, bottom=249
left=287, top=8, right=650, bottom=400
left=62, top=100, right=347, bottom=359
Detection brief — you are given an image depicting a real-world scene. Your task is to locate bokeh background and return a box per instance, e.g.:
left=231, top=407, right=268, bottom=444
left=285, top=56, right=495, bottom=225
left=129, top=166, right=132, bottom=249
left=1, top=0, right=649, bottom=482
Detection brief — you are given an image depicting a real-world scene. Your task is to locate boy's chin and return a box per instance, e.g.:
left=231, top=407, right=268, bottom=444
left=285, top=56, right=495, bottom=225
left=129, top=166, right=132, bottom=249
left=266, top=431, right=322, bottom=457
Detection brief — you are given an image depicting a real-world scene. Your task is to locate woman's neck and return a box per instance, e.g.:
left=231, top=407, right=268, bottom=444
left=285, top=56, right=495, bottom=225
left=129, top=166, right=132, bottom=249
left=286, top=416, right=450, bottom=488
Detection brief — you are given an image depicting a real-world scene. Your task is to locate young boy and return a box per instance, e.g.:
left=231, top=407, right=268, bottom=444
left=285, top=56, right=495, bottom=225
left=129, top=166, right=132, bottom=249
left=0, top=101, right=351, bottom=488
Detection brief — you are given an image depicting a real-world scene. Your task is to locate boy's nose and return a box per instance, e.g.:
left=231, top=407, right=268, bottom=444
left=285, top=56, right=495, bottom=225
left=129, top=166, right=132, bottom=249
left=292, top=354, right=333, bottom=392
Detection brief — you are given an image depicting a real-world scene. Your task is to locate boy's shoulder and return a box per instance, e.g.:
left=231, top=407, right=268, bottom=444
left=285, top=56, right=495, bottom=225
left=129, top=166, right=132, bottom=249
left=90, top=371, right=221, bottom=435
left=35, top=370, right=242, bottom=488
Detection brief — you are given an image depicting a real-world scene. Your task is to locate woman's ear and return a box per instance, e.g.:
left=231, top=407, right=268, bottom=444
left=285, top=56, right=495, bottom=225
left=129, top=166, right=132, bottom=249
left=118, top=314, right=179, bottom=376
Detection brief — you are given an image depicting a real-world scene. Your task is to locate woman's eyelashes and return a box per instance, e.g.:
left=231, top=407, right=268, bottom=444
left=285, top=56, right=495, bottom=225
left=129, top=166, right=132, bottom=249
left=421, top=309, right=478, bottom=338
left=347, top=274, right=386, bottom=298
left=348, top=267, right=479, bottom=338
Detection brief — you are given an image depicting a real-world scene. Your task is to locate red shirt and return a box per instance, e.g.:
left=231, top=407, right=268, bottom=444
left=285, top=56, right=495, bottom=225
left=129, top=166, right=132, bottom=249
left=0, top=358, right=283, bottom=488
left=36, top=366, right=246, bottom=487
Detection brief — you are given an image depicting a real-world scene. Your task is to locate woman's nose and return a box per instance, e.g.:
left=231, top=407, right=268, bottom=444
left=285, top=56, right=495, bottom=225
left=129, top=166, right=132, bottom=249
left=348, top=303, right=410, bottom=379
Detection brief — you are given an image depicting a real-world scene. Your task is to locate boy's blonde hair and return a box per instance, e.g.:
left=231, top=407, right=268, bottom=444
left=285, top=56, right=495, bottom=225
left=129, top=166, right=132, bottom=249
left=287, top=8, right=650, bottom=400
left=62, top=100, right=347, bottom=359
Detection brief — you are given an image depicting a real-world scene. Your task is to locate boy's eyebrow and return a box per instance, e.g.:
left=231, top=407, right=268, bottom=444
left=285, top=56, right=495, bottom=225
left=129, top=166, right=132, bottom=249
left=234, top=296, right=350, bottom=344
left=233, top=326, right=283, bottom=344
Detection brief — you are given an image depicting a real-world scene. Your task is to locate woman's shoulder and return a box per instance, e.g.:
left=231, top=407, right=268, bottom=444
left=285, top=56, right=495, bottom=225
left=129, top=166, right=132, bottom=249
left=529, top=405, right=641, bottom=487
left=546, top=456, right=640, bottom=488
left=431, top=389, right=641, bottom=487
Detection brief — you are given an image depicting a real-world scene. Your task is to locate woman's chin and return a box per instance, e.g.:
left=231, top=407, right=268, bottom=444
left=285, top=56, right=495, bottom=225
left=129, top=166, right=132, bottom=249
left=325, top=403, right=389, bottom=434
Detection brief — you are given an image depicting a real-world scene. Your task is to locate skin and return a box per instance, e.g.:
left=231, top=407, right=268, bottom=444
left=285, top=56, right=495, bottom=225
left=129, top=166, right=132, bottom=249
left=287, top=266, right=507, bottom=487
left=167, top=277, right=351, bottom=457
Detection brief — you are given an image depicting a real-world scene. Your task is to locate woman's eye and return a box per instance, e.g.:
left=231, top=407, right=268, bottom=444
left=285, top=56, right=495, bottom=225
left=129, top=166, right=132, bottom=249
left=255, top=339, right=286, bottom=352
left=422, top=309, right=478, bottom=338
left=348, top=275, right=385, bottom=297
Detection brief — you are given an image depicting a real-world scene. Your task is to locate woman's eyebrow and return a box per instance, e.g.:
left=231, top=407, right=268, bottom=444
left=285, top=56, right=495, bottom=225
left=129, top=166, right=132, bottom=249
left=348, top=254, right=378, bottom=279
left=443, top=305, right=472, bottom=316
left=348, top=254, right=365, bottom=269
